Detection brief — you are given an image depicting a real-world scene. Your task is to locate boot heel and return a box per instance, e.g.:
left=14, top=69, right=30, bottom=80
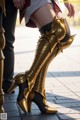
left=27, top=100, right=32, bottom=112
left=8, top=82, right=17, bottom=93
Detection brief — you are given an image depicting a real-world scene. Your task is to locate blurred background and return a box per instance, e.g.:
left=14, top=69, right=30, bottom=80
left=59, top=0, right=80, bottom=27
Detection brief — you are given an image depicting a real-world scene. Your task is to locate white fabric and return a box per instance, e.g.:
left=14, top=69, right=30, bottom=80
left=24, top=0, right=52, bottom=24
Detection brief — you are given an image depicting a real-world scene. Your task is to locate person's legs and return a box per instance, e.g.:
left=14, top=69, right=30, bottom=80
left=2, top=0, right=17, bottom=93
left=8, top=2, right=75, bottom=113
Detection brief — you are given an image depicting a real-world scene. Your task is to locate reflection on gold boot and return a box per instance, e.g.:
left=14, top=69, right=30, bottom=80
left=27, top=91, right=57, bottom=114
left=8, top=73, right=29, bottom=112
left=8, top=17, right=75, bottom=113
left=28, top=35, right=75, bottom=114
left=0, top=14, right=6, bottom=113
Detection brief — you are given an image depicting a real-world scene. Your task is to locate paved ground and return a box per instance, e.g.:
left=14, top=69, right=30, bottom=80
left=4, top=26, right=80, bottom=120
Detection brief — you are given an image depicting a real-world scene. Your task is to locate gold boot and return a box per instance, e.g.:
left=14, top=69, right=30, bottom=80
left=27, top=34, right=75, bottom=114
left=8, top=17, right=69, bottom=112
left=0, top=27, right=6, bottom=113
left=0, top=1, right=6, bottom=112
left=8, top=73, right=28, bottom=112
left=0, top=28, right=5, bottom=113
left=0, top=0, right=7, bottom=113
left=0, top=90, right=4, bottom=113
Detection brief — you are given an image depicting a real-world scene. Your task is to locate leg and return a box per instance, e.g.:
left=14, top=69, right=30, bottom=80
left=28, top=17, right=75, bottom=113
left=31, top=3, right=56, bottom=28
left=0, top=8, right=5, bottom=113
left=2, top=0, right=17, bottom=93
left=32, top=18, right=73, bottom=95
left=28, top=29, right=75, bottom=114
left=8, top=3, right=75, bottom=113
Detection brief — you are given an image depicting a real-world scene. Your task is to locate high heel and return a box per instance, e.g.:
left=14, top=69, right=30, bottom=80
left=8, top=73, right=29, bottom=112
left=27, top=91, right=57, bottom=114
left=27, top=98, right=32, bottom=112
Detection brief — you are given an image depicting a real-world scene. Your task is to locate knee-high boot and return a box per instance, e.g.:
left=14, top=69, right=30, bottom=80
left=27, top=33, right=75, bottom=114
left=27, top=19, right=75, bottom=114
left=8, top=17, right=75, bottom=112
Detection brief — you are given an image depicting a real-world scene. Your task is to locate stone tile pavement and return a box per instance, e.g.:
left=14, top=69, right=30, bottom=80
left=3, top=26, right=80, bottom=120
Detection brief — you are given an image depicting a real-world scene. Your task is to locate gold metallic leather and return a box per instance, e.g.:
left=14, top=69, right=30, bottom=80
left=0, top=1, right=6, bottom=112
left=27, top=91, right=57, bottom=114
left=0, top=90, right=4, bottom=113
left=0, top=28, right=5, bottom=50
left=0, top=28, right=5, bottom=88
left=8, top=17, right=69, bottom=113
left=27, top=35, right=75, bottom=114
left=8, top=73, right=29, bottom=112
left=33, top=35, right=75, bottom=95
left=0, top=29, right=5, bottom=114
left=0, top=27, right=5, bottom=113
left=8, top=73, right=27, bottom=94
left=0, top=0, right=6, bottom=16
left=25, top=17, right=66, bottom=92
left=18, top=99, right=28, bottom=112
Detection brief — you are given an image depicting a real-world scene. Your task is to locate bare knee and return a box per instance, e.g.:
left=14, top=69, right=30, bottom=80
left=31, top=3, right=56, bottom=28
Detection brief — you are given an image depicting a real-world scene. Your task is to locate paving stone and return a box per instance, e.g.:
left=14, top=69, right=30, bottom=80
left=8, top=117, right=21, bottom=120
left=9, top=95, right=17, bottom=100
left=58, top=113, right=80, bottom=120
left=55, top=95, right=79, bottom=100
left=75, top=93, right=80, bottom=97
left=74, top=119, right=80, bottom=120
left=56, top=102, right=80, bottom=108
left=46, top=93, right=56, bottom=97
left=7, top=111, right=20, bottom=118
left=46, top=72, right=52, bottom=77
left=51, top=90, right=74, bottom=94
left=22, top=114, right=59, bottom=120
left=20, top=109, right=41, bottom=116
left=52, top=92, right=76, bottom=96
left=4, top=103, right=18, bottom=112
left=4, top=94, right=17, bottom=103
left=55, top=99, right=80, bottom=104
left=46, top=96, right=56, bottom=100
left=58, top=107, right=80, bottom=114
